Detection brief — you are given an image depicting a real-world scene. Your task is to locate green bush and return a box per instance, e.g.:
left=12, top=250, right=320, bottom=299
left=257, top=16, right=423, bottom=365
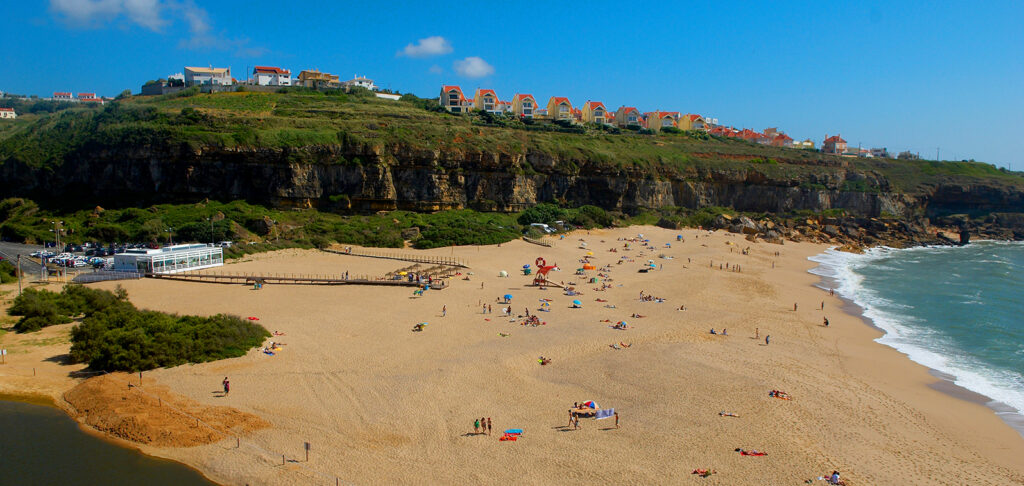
left=0, top=260, right=17, bottom=284
left=518, top=203, right=567, bottom=226
left=8, top=285, right=126, bottom=332
left=69, top=301, right=269, bottom=372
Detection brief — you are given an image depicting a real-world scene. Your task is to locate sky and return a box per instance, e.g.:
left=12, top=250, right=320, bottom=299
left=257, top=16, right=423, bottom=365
left=2, top=1, right=1022, bottom=170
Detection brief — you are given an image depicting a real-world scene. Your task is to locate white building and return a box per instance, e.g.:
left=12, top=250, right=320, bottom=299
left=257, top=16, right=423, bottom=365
left=113, top=243, right=224, bottom=274
left=253, top=66, right=292, bottom=86
left=0, top=107, right=15, bottom=119
left=342, top=74, right=376, bottom=91
left=184, top=66, right=233, bottom=87
left=53, top=92, right=73, bottom=100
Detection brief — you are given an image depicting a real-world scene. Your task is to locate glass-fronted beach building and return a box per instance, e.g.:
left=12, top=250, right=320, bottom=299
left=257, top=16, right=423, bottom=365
left=113, top=244, right=223, bottom=274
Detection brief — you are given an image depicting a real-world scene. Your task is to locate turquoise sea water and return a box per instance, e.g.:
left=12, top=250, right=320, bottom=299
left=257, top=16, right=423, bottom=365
left=809, top=241, right=1024, bottom=417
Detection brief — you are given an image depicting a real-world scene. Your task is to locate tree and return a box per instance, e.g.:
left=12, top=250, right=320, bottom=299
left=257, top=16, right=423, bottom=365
left=115, top=89, right=132, bottom=100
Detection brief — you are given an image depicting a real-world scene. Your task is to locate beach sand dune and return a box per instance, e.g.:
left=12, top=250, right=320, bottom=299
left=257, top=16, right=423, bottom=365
left=14, top=226, right=1021, bottom=485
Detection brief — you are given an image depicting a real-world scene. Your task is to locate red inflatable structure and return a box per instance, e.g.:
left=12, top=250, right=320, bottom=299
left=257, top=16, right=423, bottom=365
left=532, top=257, right=560, bottom=287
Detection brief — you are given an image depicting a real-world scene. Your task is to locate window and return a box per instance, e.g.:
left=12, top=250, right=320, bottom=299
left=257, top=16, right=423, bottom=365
left=523, top=102, right=532, bottom=108
left=560, top=106, right=568, bottom=112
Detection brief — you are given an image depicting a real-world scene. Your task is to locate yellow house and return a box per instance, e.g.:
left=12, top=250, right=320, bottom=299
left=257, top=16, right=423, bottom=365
left=511, top=94, right=537, bottom=118
left=581, top=101, right=608, bottom=124
left=439, top=85, right=473, bottom=113
left=614, top=106, right=641, bottom=127
left=546, top=96, right=573, bottom=121
left=297, top=69, right=340, bottom=89
left=678, top=114, right=706, bottom=131
left=473, top=89, right=500, bottom=113
left=643, top=111, right=679, bottom=132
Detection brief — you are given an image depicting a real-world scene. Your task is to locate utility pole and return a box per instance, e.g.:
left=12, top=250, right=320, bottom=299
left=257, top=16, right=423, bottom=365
left=936, top=147, right=940, bottom=161
left=17, top=254, right=23, bottom=296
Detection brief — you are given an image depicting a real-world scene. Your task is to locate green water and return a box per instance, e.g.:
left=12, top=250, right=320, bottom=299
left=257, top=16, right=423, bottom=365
left=0, top=399, right=216, bottom=485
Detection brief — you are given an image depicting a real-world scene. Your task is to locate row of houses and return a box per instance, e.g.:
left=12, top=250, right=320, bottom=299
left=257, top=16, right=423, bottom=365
left=142, top=65, right=380, bottom=95
left=48, top=92, right=106, bottom=104
left=438, top=85, right=717, bottom=133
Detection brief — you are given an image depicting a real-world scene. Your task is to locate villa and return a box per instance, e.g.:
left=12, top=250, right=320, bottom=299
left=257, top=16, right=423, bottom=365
left=297, top=69, right=340, bottom=89
left=53, top=92, right=73, bottom=100
left=439, top=85, right=473, bottom=113
left=342, top=75, right=376, bottom=91
left=614, top=106, right=642, bottom=128
left=0, top=107, right=15, bottom=119
left=546, top=97, right=574, bottom=121
left=473, top=89, right=501, bottom=113
left=581, top=101, right=608, bottom=124
left=643, top=111, right=679, bottom=132
left=510, top=94, right=537, bottom=118
left=253, top=66, right=292, bottom=86
left=823, top=134, right=848, bottom=154
left=678, top=114, right=706, bottom=131
left=184, top=66, right=232, bottom=87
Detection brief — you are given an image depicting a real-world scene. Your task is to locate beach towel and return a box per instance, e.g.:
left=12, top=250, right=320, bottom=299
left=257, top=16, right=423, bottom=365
left=504, top=429, right=523, bottom=434
left=595, top=408, right=615, bottom=420
left=499, top=434, right=517, bottom=441
left=740, top=451, right=767, bottom=456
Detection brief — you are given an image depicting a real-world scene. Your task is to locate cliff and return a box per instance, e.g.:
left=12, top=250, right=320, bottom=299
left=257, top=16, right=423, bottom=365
left=1, top=92, right=1022, bottom=235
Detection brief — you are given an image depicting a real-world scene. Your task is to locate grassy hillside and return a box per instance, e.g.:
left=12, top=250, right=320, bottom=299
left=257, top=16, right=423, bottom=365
left=2, top=89, right=1020, bottom=195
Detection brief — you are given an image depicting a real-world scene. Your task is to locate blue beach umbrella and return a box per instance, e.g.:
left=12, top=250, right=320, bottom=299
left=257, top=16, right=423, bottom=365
left=504, top=294, right=513, bottom=301
left=572, top=299, right=582, bottom=306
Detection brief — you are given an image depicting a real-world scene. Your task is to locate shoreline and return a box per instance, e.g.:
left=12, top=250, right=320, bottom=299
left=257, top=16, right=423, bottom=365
left=808, top=246, right=1024, bottom=438
left=3, top=228, right=1024, bottom=484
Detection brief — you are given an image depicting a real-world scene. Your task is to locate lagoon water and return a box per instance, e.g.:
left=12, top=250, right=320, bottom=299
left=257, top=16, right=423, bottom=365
left=0, top=399, right=215, bottom=485
left=810, top=241, right=1024, bottom=419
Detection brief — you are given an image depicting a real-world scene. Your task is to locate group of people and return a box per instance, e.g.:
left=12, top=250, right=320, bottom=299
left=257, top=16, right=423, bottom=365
left=637, top=291, right=664, bottom=302
left=709, top=328, right=727, bottom=335
left=473, top=417, right=492, bottom=435
left=769, top=390, right=791, bottom=400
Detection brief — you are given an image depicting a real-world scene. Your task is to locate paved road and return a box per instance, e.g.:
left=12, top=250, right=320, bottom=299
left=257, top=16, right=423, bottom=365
left=0, top=242, right=47, bottom=278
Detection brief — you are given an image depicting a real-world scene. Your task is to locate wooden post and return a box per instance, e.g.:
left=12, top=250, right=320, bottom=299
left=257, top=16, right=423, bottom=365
left=282, top=454, right=285, bottom=465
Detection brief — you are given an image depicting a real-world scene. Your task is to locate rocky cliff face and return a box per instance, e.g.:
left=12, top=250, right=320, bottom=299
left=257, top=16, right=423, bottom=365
left=2, top=144, right=1021, bottom=221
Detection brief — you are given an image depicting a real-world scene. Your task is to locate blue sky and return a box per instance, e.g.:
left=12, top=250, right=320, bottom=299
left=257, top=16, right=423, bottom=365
left=3, top=1, right=1022, bottom=169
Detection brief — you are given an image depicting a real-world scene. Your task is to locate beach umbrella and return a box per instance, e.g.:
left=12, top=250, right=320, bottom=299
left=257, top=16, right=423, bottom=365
left=583, top=400, right=598, bottom=409
left=649, top=263, right=657, bottom=268
left=586, top=251, right=594, bottom=256
left=504, top=294, right=513, bottom=301
left=523, top=264, right=530, bottom=269
left=499, top=270, right=508, bottom=277
left=572, top=299, right=582, bottom=306
left=399, top=271, right=408, bottom=276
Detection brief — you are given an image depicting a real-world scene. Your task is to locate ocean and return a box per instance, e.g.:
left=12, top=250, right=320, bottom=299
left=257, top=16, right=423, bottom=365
left=808, top=241, right=1024, bottom=423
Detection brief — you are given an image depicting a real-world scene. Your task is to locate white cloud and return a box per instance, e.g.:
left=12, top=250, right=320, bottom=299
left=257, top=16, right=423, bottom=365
left=453, top=57, right=494, bottom=78
left=49, top=0, right=265, bottom=57
left=50, top=0, right=166, bottom=30
left=399, top=36, right=453, bottom=58
left=429, top=65, right=443, bottom=75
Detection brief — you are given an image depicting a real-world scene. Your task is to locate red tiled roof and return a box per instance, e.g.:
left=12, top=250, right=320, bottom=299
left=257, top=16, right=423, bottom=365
left=514, top=93, right=535, bottom=102
left=0, top=107, right=14, bottom=112
left=476, top=89, right=497, bottom=97
left=618, top=106, right=639, bottom=114
left=78, top=93, right=96, bottom=97
left=684, top=114, right=703, bottom=122
left=549, top=96, right=571, bottom=106
left=442, top=85, right=469, bottom=102
left=585, top=101, right=606, bottom=111
left=254, top=66, right=290, bottom=75
left=774, top=133, right=793, bottom=141
left=824, top=135, right=846, bottom=143
left=54, top=92, right=72, bottom=96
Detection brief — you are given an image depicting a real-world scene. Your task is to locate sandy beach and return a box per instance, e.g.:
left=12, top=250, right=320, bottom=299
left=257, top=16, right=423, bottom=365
left=2, top=225, right=1024, bottom=485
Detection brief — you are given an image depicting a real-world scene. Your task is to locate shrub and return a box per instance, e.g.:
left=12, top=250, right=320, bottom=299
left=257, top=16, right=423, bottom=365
left=0, top=260, right=16, bottom=284
left=517, top=203, right=567, bottom=226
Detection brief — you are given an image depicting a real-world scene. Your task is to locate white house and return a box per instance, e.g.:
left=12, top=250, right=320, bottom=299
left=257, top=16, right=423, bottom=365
left=253, top=66, right=291, bottom=86
left=342, top=74, right=376, bottom=91
left=0, top=107, right=15, bottom=119
left=53, top=92, right=73, bottom=100
left=184, top=66, right=233, bottom=87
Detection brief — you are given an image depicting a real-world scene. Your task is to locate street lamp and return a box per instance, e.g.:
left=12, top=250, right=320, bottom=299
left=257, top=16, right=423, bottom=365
left=165, top=227, right=175, bottom=246
left=207, top=217, right=215, bottom=245
left=50, top=220, right=65, bottom=250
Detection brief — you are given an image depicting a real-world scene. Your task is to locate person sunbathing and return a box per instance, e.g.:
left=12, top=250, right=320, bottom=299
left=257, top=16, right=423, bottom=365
left=273, top=331, right=286, bottom=336
left=619, top=342, right=631, bottom=348
left=609, top=343, right=621, bottom=350
left=631, top=313, right=646, bottom=318
left=719, top=411, right=739, bottom=417
left=691, top=469, right=715, bottom=477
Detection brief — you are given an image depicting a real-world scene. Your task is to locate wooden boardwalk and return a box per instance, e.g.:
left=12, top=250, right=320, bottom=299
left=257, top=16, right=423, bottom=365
left=147, top=271, right=447, bottom=289
left=321, top=248, right=468, bottom=268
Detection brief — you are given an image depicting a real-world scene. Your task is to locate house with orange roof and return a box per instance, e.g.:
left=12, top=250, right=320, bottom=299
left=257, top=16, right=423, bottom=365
left=0, top=107, right=16, bottom=119
left=511, top=94, right=537, bottom=118
left=571, top=107, right=582, bottom=122
left=546, top=96, right=573, bottom=121
left=439, top=85, right=473, bottom=113
left=297, top=69, right=340, bottom=89
left=770, top=133, right=794, bottom=147
left=77, top=93, right=104, bottom=104
left=581, top=101, right=609, bottom=124
left=822, top=134, right=847, bottom=154
left=613, top=106, right=642, bottom=128
left=678, top=114, right=706, bottom=131
left=643, top=111, right=679, bottom=132
left=473, top=89, right=501, bottom=113
left=253, top=66, right=292, bottom=86
left=496, top=100, right=512, bottom=114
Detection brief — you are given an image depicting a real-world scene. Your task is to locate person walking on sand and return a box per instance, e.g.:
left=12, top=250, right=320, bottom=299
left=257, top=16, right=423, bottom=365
left=568, top=409, right=574, bottom=427
left=488, top=304, right=492, bottom=314
left=793, top=302, right=798, bottom=311
left=765, top=335, right=771, bottom=345
left=442, top=305, right=447, bottom=317
left=824, top=317, right=830, bottom=327
left=755, top=327, right=759, bottom=339
left=474, top=418, right=480, bottom=434
left=487, top=417, right=492, bottom=435
left=615, top=411, right=619, bottom=428
left=821, top=301, right=825, bottom=310
left=222, top=377, right=230, bottom=396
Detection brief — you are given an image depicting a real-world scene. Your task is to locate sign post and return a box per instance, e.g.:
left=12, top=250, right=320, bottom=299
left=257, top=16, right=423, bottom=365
left=304, top=441, right=310, bottom=462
